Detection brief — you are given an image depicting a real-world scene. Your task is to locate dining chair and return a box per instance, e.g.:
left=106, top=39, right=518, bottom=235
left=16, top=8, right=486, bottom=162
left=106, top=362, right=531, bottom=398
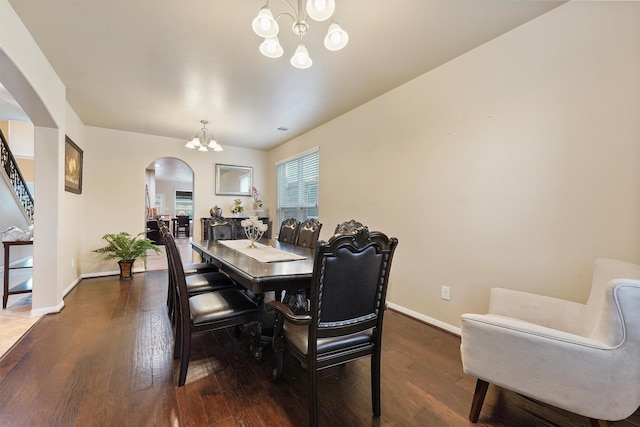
left=210, top=220, right=234, bottom=241
left=278, top=218, right=300, bottom=244
left=161, top=227, right=237, bottom=324
left=175, top=215, right=190, bottom=237
left=295, top=218, right=322, bottom=249
left=281, top=218, right=323, bottom=314
left=160, top=224, right=219, bottom=275
left=267, top=226, right=399, bottom=427
left=165, top=232, right=261, bottom=386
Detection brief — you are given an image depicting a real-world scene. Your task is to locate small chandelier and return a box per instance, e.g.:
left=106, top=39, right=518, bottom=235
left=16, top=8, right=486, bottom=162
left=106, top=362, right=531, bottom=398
left=185, top=120, right=223, bottom=152
left=252, top=0, right=348, bottom=69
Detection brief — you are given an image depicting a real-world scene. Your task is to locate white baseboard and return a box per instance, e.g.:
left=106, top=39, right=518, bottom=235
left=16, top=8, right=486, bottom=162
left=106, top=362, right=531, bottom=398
left=63, top=277, right=81, bottom=298
left=81, top=267, right=146, bottom=280
left=386, top=301, right=461, bottom=336
left=22, top=269, right=144, bottom=318
left=81, top=270, right=119, bottom=279
left=30, top=300, right=64, bottom=317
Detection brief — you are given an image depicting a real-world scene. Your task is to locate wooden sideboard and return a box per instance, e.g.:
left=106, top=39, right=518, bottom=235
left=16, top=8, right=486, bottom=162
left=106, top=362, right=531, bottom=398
left=200, top=217, right=271, bottom=240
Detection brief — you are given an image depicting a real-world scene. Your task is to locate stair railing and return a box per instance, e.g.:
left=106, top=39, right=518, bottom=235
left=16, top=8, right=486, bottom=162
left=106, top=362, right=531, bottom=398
left=0, top=129, right=34, bottom=223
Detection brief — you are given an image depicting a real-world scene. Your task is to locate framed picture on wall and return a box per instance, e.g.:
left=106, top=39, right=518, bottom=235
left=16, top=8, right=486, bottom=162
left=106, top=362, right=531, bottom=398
left=64, top=136, right=83, bottom=194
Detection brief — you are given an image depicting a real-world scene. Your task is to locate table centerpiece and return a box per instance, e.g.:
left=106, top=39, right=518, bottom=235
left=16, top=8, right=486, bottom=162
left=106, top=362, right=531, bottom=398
left=241, top=216, right=268, bottom=248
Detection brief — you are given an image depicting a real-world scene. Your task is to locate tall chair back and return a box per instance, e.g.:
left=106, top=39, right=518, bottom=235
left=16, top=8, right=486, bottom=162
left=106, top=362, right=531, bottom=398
left=296, top=218, right=322, bottom=249
left=210, top=221, right=233, bottom=241
left=278, top=218, right=300, bottom=244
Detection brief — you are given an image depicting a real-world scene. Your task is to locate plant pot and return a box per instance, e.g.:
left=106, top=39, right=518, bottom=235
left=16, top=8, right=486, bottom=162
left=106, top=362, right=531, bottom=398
left=118, top=259, right=135, bottom=280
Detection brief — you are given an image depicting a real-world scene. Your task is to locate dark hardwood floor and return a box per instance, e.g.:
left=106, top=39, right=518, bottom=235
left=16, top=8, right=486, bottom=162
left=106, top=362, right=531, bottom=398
left=1, top=270, right=639, bottom=426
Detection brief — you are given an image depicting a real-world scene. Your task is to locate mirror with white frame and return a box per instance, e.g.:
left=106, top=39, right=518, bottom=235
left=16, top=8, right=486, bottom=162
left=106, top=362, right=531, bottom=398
left=215, top=164, right=253, bottom=196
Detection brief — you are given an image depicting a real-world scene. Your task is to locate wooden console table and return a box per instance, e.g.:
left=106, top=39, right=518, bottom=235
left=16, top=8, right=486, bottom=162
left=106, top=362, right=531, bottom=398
left=3, top=240, right=33, bottom=309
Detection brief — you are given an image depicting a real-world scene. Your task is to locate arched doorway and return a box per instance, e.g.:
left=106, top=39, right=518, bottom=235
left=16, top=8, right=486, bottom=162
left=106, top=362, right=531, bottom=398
left=144, top=157, right=194, bottom=270
left=145, top=157, right=194, bottom=219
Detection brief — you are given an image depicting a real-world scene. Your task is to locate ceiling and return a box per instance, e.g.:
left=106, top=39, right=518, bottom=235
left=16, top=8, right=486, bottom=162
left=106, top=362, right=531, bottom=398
left=4, top=0, right=564, bottom=154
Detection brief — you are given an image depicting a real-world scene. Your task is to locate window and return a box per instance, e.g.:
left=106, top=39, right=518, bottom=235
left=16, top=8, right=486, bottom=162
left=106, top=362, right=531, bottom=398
left=155, top=194, right=165, bottom=214
left=276, top=149, right=319, bottom=229
left=175, top=190, right=193, bottom=216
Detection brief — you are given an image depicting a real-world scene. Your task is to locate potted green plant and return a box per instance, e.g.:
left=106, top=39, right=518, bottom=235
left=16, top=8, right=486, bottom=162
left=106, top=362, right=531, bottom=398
left=93, top=231, right=160, bottom=280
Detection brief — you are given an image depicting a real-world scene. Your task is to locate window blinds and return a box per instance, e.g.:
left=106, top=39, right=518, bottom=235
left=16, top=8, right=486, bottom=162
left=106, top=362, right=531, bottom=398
left=276, top=149, right=319, bottom=229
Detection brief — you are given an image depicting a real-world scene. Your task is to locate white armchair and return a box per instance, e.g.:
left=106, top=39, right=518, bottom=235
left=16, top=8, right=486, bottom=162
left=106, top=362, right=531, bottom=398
left=460, top=258, right=640, bottom=426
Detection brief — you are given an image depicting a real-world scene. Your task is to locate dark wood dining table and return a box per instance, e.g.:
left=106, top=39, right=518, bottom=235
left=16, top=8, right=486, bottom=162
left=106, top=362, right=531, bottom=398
left=190, top=239, right=315, bottom=294
left=191, top=238, right=315, bottom=359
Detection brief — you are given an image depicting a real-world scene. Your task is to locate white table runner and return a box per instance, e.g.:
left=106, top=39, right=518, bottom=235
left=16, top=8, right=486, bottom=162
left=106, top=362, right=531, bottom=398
left=219, top=240, right=307, bottom=263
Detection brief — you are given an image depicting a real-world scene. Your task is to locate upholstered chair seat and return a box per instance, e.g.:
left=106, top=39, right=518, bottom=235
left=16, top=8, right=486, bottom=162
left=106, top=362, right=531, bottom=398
left=185, top=271, right=236, bottom=295
left=283, top=320, right=373, bottom=355
left=189, top=288, right=259, bottom=325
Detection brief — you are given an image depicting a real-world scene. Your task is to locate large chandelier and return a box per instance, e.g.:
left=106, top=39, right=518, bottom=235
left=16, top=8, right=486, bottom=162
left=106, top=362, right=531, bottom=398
left=252, top=0, right=348, bottom=69
left=185, top=120, right=223, bottom=152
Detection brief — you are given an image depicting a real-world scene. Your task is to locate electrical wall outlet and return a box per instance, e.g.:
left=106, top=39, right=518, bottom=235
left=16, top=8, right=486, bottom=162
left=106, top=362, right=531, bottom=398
left=441, top=285, right=451, bottom=301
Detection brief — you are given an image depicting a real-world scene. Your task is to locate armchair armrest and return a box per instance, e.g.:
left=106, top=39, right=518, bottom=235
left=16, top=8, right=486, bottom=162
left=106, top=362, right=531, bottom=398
left=266, top=300, right=312, bottom=325
left=489, top=288, right=585, bottom=334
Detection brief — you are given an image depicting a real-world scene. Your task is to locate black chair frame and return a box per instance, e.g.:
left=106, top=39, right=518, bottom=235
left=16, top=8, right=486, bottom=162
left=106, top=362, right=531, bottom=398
left=296, top=218, right=322, bottom=249
left=268, top=226, right=398, bottom=427
left=165, top=233, right=260, bottom=386
left=278, top=218, right=300, bottom=244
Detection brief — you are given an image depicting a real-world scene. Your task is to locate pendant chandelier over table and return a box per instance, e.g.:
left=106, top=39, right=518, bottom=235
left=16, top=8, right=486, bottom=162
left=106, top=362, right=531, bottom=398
left=185, top=120, right=223, bottom=153
left=252, top=0, right=349, bottom=69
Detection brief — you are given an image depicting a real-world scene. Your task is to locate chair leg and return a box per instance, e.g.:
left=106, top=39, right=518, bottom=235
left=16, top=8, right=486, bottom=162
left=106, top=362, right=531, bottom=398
left=271, top=313, right=285, bottom=380
left=371, top=352, right=381, bottom=417
left=308, top=365, right=318, bottom=427
left=271, top=351, right=284, bottom=381
left=177, top=322, right=191, bottom=386
left=469, top=379, right=489, bottom=423
left=589, top=420, right=609, bottom=427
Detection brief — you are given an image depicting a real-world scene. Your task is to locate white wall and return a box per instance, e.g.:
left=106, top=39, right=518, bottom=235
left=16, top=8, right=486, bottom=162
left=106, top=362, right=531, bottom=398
left=268, top=1, right=640, bottom=330
left=81, top=126, right=268, bottom=275
left=1, top=0, right=70, bottom=315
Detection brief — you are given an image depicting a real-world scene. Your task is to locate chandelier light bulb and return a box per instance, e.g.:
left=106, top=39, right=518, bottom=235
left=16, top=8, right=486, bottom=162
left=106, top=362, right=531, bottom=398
left=198, top=145, right=208, bottom=152
left=306, top=0, right=335, bottom=22
left=259, top=36, right=284, bottom=58
left=252, top=7, right=279, bottom=38
left=291, top=43, right=312, bottom=69
left=324, top=22, right=348, bottom=51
